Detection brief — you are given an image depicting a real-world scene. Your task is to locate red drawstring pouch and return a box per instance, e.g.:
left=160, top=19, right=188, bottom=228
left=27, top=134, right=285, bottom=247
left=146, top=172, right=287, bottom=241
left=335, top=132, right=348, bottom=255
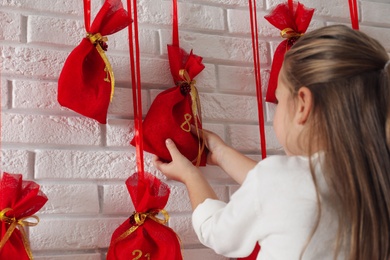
left=107, top=172, right=183, bottom=259
left=58, top=0, right=129, bottom=124
left=130, top=0, right=207, bottom=166
left=264, top=1, right=314, bottom=103
left=0, top=173, right=48, bottom=260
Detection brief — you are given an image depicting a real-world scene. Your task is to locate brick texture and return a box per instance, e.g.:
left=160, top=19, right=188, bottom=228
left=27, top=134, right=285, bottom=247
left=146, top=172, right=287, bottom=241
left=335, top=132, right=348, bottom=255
left=1, top=0, right=389, bottom=259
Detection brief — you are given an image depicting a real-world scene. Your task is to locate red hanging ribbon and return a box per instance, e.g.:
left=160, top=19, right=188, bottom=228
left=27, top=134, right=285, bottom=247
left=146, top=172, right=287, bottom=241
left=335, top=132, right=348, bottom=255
left=172, top=0, right=179, bottom=47
left=348, top=0, right=359, bottom=30
left=238, top=1, right=266, bottom=259
left=288, top=0, right=293, bottom=15
left=83, top=0, right=91, bottom=32
left=249, top=0, right=266, bottom=160
left=127, top=0, right=144, bottom=176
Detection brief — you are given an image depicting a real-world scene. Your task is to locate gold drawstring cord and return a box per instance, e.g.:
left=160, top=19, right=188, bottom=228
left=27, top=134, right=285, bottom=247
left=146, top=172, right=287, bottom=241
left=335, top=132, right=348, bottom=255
left=0, top=208, right=39, bottom=260
left=178, top=69, right=205, bottom=167
left=86, top=32, right=115, bottom=102
left=114, top=209, right=169, bottom=243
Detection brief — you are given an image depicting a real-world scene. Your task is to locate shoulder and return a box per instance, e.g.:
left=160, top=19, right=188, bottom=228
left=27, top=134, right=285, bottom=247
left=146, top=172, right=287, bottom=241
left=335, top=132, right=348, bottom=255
left=257, top=154, right=311, bottom=169
left=246, top=155, right=322, bottom=225
left=248, top=155, right=312, bottom=182
left=243, top=155, right=320, bottom=204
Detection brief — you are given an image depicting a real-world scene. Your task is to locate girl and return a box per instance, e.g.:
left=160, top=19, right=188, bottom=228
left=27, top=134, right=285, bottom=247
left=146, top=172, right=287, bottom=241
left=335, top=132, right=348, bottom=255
left=154, top=25, right=390, bottom=260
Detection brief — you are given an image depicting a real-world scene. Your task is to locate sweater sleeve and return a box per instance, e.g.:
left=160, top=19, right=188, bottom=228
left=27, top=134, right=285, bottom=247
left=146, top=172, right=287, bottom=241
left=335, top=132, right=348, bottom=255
left=192, top=167, right=262, bottom=257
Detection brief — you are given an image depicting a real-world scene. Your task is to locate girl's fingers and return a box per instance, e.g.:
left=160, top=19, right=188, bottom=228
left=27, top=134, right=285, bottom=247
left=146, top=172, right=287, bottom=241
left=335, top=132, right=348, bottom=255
left=165, top=138, right=180, bottom=159
left=152, top=155, right=164, bottom=171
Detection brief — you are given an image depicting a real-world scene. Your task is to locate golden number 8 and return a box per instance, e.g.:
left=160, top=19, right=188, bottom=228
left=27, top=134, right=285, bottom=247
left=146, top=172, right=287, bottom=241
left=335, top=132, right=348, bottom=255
left=180, top=113, right=192, bottom=132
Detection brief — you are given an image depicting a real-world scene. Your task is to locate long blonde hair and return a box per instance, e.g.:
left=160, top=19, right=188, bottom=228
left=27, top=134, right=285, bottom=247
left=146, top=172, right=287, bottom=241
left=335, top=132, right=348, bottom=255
left=283, top=25, right=390, bottom=259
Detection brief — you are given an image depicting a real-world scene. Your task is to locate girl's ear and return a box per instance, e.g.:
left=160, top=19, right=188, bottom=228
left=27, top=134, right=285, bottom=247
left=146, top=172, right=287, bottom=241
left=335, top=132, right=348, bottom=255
left=295, top=86, right=313, bottom=125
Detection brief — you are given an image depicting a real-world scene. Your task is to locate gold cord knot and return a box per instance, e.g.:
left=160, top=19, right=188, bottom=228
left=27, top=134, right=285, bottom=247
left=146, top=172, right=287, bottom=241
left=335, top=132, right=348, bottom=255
left=280, top=28, right=303, bottom=39
left=178, top=69, right=196, bottom=96
left=0, top=208, right=39, bottom=260
left=114, top=209, right=169, bottom=243
left=132, top=209, right=169, bottom=226
left=86, top=32, right=108, bottom=50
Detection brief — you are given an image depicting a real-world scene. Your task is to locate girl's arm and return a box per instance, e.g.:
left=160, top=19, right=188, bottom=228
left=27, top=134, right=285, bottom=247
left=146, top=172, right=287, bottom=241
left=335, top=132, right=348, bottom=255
left=202, top=129, right=257, bottom=185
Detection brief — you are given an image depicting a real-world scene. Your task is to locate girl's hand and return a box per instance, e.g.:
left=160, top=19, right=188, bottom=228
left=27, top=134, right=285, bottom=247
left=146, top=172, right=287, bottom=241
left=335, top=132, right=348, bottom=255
left=153, top=138, right=218, bottom=210
left=199, top=129, right=257, bottom=185
left=198, top=129, right=228, bottom=166
left=153, top=138, right=199, bottom=184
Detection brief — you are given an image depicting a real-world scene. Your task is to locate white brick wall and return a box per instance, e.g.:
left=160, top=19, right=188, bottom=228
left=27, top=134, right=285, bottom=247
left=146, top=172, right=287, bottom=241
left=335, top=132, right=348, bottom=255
left=1, top=0, right=389, bottom=259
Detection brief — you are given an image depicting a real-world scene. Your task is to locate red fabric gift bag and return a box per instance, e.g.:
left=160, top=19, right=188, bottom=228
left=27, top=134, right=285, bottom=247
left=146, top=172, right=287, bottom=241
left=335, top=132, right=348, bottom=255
left=58, top=0, right=129, bottom=124
left=0, top=173, right=48, bottom=260
left=130, top=0, right=207, bottom=166
left=264, top=0, right=314, bottom=103
left=107, top=172, right=182, bottom=259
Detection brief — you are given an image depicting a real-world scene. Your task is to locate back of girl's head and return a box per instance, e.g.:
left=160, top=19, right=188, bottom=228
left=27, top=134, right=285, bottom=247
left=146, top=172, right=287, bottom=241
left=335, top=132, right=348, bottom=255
left=283, top=25, right=390, bottom=260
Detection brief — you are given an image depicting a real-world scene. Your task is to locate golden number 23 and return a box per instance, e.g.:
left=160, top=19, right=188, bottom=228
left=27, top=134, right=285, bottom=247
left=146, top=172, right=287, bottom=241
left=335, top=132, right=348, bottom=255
left=132, top=249, right=151, bottom=260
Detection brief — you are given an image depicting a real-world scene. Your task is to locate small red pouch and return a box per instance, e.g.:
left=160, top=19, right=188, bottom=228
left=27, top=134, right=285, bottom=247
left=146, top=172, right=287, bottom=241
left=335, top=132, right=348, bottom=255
left=264, top=1, right=314, bottom=103
left=130, top=0, right=207, bottom=166
left=0, top=173, right=48, bottom=260
left=58, top=0, right=129, bottom=124
left=107, top=172, right=183, bottom=260
left=131, top=46, right=207, bottom=166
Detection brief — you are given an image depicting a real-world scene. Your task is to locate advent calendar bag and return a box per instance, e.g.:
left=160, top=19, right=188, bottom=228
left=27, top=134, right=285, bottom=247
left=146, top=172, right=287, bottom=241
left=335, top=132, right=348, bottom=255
left=131, top=47, right=207, bottom=166
left=107, top=172, right=182, bottom=259
left=0, top=173, right=48, bottom=260
left=264, top=0, right=314, bottom=103
left=58, top=0, right=129, bottom=124
left=130, top=0, right=208, bottom=166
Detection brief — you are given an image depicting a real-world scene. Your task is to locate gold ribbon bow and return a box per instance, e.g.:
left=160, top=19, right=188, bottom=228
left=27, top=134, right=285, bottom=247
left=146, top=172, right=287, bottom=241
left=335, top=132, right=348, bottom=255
left=0, top=208, right=39, bottom=260
left=280, top=28, right=303, bottom=39
left=115, top=209, right=170, bottom=243
left=179, top=69, right=205, bottom=167
left=86, top=32, right=115, bottom=102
